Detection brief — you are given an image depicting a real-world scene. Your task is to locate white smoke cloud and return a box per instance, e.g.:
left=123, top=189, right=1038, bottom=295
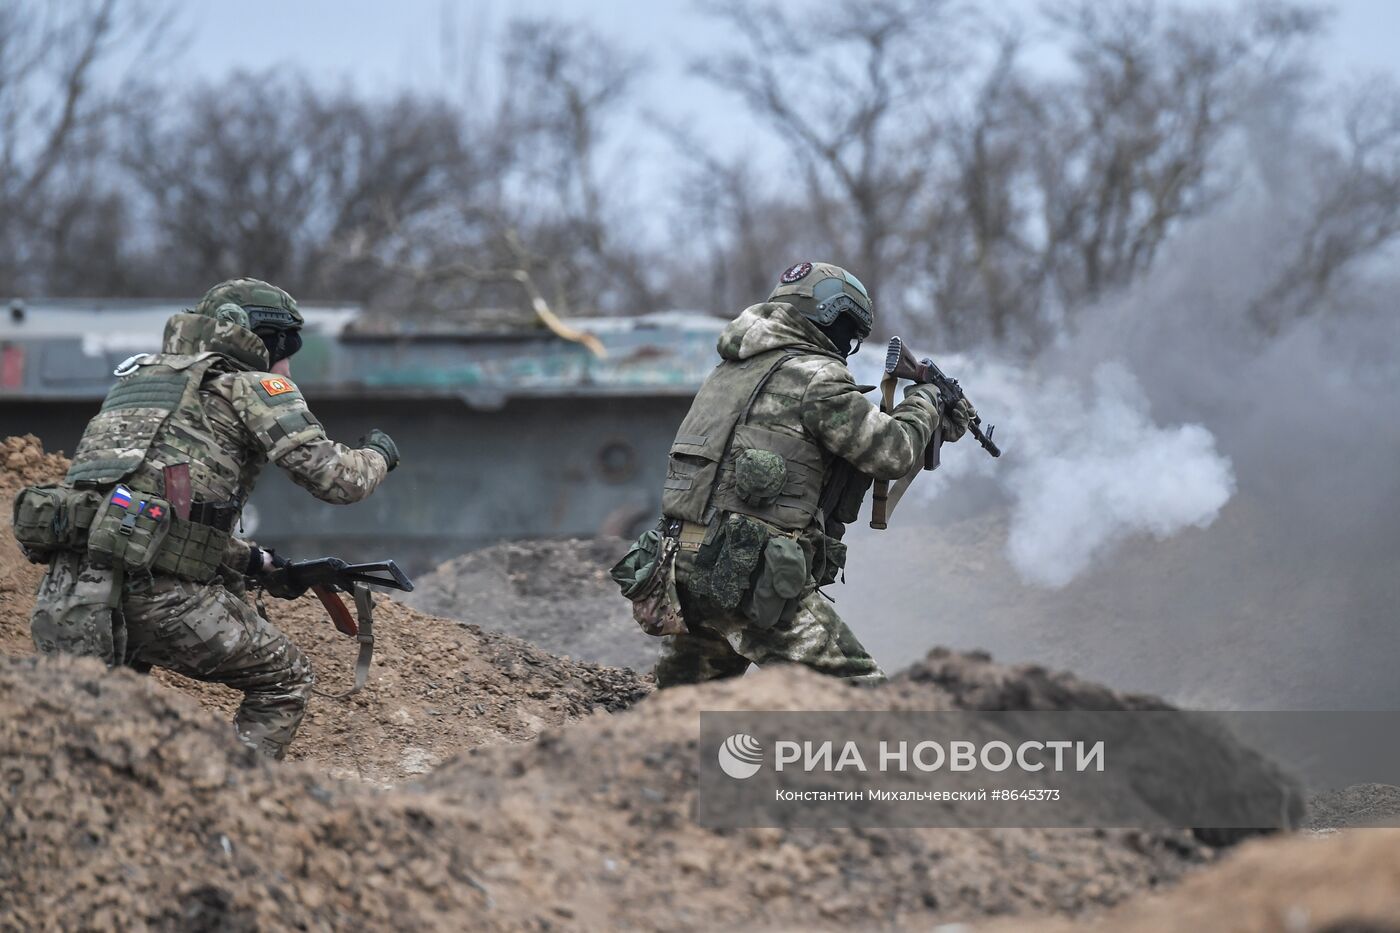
left=853, top=354, right=1236, bottom=588
left=994, top=364, right=1234, bottom=587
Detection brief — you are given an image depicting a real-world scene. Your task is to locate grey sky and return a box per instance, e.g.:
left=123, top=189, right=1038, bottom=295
left=170, top=1, right=1400, bottom=190
left=178, top=1, right=1400, bottom=98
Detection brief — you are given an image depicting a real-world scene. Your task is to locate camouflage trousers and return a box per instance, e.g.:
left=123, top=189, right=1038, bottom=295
left=30, top=551, right=314, bottom=760
left=654, top=551, right=885, bottom=688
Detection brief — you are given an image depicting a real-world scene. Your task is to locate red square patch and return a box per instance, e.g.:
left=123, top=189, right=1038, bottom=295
left=260, top=377, right=295, bottom=397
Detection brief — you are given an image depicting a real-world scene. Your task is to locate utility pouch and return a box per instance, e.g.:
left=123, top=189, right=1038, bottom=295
left=86, top=485, right=172, bottom=574
left=12, top=485, right=100, bottom=562
left=689, top=512, right=770, bottom=611
left=610, top=529, right=686, bottom=637
left=814, top=535, right=849, bottom=588
left=150, top=520, right=230, bottom=583
left=744, top=535, right=808, bottom=629
left=734, top=448, right=788, bottom=507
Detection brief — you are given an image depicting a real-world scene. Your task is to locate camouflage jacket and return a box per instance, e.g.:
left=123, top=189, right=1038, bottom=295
left=662, top=302, right=940, bottom=539
left=65, top=311, right=387, bottom=571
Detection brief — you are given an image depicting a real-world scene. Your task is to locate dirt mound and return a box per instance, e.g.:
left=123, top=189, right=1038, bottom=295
left=0, top=435, right=67, bottom=653
left=3, top=654, right=1219, bottom=931
left=896, top=649, right=1306, bottom=847
left=994, top=829, right=1400, bottom=933
left=418, top=665, right=1226, bottom=930
left=0, top=436, right=651, bottom=785
left=175, top=596, right=652, bottom=785
left=0, top=433, right=68, bottom=487
left=406, top=536, right=660, bottom=671
left=897, top=645, right=1177, bottom=711
left=0, top=433, right=1339, bottom=930
left=1306, top=783, right=1400, bottom=831
left=0, top=654, right=501, bottom=930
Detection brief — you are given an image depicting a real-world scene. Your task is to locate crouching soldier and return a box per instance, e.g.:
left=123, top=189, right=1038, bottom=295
left=14, top=278, right=399, bottom=759
left=612, top=261, right=973, bottom=687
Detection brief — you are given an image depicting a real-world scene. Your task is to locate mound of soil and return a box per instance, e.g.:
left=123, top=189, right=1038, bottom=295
left=1306, top=783, right=1400, bottom=831
left=2, top=654, right=1214, bottom=931
left=0, top=432, right=1364, bottom=931
left=0, top=435, right=651, bottom=785
left=0, top=435, right=68, bottom=653
left=406, top=536, right=659, bottom=671
left=993, top=828, right=1400, bottom=933
left=0, top=654, right=500, bottom=930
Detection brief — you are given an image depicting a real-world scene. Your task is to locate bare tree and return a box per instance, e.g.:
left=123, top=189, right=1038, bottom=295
left=121, top=73, right=466, bottom=301
left=692, top=0, right=963, bottom=324
left=1250, top=77, right=1400, bottom=329
left=354, top=17, right=655, bottom=320
left=0, top=0, right=174, bottom=296
left=689, top=0, right=1332, bottom=347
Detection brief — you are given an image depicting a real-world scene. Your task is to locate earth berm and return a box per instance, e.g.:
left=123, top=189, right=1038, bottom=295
left=4, top=433, right=1400, bottom=931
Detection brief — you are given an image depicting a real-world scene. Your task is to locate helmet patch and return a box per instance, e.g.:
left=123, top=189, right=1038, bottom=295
left=780, top=261, right=813, bottom=284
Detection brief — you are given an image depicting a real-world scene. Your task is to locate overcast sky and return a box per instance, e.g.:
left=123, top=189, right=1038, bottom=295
left=176, top=1, right=1400, bottom=91
left=163, top=1, right=1400, bottom=203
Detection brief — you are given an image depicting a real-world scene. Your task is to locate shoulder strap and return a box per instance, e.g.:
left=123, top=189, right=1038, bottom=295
left=699, top=349, right=802, bottom=522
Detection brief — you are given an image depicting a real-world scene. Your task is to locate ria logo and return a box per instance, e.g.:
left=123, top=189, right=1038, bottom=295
left=718, top=733, right=764, bottom=779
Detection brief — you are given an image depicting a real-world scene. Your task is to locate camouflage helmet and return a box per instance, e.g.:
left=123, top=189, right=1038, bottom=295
left=768, top=261, right=873, bottom=340
left=195, top=278, right=303, bottom=332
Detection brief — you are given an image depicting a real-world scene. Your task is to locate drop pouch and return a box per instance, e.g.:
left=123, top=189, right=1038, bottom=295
left=87, top=487, right=173, bottom=573
left=744, top=535, right=808, bottom=629
left=12, top=484, right=101, bottom=561
left=610, top=528, right=687, bottom=637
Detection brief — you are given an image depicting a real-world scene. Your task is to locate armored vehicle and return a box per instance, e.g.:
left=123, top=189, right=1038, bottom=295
left=1, top=299, right=721, bottom=571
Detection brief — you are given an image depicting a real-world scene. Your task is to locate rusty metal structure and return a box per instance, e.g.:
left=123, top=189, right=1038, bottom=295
left=1, top=298, right=721, bottom=570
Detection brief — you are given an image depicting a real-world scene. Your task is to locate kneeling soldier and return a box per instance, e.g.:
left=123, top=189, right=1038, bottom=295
left=17, top=279, right=399, bottom=759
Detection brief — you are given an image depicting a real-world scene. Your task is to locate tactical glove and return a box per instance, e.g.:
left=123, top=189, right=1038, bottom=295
left=941, top=397, right=976, bottom=443
left=359, top=429, right=399, bottom=472
left=246, top=547, right=291, bottom=576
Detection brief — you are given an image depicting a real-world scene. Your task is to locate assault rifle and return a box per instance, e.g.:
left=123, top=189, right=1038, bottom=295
left=256, top=557, right=415, bottom=697
left=871, top=336, right=1002, bottom=529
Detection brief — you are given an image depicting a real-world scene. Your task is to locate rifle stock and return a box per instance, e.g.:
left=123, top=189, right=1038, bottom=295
left=884, top=336, right=1001, bottom=459
left=870, top=337, right=1002, bottom=529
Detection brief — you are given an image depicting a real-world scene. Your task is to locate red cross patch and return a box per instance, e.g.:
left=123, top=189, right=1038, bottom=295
left=145, top=505, right=164, bottom=520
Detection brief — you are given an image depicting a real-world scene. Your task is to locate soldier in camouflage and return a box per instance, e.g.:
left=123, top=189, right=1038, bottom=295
left=637, top=261, right=973, bottom=687
left=27, top=278, right=398, bottom=759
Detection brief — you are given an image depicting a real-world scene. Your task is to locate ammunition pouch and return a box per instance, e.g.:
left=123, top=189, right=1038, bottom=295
left=610, top=527, right=686, bottom=637
left=744, top=534, right=807, bottom=629
left=685, top=512, right=809, bottom=628
left=150, top=519, right=231, bottom=582
left=11, top=485, right=102, bottom=563
left=688, top=512, right=770, bottom=611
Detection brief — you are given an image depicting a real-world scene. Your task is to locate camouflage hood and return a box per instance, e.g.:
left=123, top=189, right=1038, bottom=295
left=717, top=302, right=845, bottom=363
left=161, top=311, right=269, bottom=372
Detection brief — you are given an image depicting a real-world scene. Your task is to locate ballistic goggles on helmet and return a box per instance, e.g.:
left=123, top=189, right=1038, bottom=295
left=807, top=276, right=874, bottom=339
left=244, top=305, right=301, bottom=332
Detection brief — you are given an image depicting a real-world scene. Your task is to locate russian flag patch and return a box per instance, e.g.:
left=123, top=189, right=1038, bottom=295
left=110, top=485, right=133, bottom=509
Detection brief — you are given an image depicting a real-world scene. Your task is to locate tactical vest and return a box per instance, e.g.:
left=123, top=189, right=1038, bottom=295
left=661, top=349, right=827, bottom=532
left=64, top=351, right=245, bottom=581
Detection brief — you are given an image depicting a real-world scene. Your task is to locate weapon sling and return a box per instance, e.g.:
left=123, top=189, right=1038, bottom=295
left=870, top=370, right=899, bottom=529
left=310, top=583, right=375, bottom=700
